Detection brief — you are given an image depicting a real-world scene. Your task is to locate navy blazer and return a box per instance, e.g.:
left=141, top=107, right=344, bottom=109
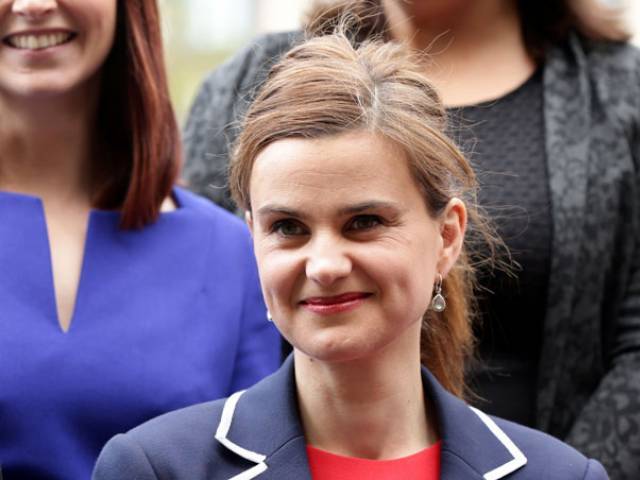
left=93, top=357, right=607, bottom=479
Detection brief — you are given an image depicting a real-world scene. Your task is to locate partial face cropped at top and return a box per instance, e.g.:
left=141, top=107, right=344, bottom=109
left=0, top=0, right=117, bottom=99
left=386, top=0, right=476, bottom=22
left=248, top=131, right=465, bottom=364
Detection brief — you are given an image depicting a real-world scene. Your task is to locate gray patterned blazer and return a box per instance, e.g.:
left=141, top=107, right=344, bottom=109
left=182, top=31, right=640, bottom=479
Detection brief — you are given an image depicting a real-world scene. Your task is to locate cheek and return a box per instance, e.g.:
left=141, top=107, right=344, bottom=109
left=90, top=0, right=118, bottom=23
left=98, top=10, right=117, bottom=56
left=255, top=248, right=304, bottom=310
left=408, top=243, right=438, bottom=301
left=85, top=1, right=118, bottom=52
left=372, top=242, right=437, bottom=316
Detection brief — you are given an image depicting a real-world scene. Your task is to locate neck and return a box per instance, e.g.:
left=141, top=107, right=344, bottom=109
left=383, top=0, right=535, bottom=106
left=294, top=325, right=437, bottom=459
left=0, top=84, right=100, bottom=207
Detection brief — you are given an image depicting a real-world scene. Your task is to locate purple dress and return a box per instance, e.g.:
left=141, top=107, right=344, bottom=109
left=0, top=187, right=281, bottom=480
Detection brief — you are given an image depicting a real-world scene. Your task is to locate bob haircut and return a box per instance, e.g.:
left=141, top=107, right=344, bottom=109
left=305, top=0, right=632, bottom=63
left=229, top=30, right=504, bottom=397
left=94, top=0, right=180, bottom=229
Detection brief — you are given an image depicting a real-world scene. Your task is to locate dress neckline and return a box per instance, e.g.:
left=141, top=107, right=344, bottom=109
left=0, top=186, right=191, bottom=333
left=447, top=66, right=543, bottom=112
left=306, top=441, right=441, bottom=480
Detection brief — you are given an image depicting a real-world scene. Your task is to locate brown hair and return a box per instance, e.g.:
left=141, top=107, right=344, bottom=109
left=229, top=31, right=504, bottom=397
left=305, top=0, right=632, bottom=63
left=94, top=0, right=180, bottom=229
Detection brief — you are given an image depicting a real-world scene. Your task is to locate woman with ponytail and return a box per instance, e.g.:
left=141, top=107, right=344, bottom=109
left=183, top=1, right=640, bottom=477
left=95, top=30, right=607, bottom=480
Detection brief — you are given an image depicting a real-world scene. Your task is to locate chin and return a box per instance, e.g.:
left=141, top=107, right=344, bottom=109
left=8, top=85, right=71, bottom=99
left=0, top=72, right=93, bottom=101
left=295, top=331, right=386, bottom=365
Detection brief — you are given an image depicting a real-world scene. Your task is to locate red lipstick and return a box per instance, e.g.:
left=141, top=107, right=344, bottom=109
left=300, top=292, right=371, bottom=315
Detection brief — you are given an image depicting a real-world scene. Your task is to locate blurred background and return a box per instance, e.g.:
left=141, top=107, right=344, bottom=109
left=159, top=0, right=640, bottom=123
left=159, top=0, right=313, bottom=121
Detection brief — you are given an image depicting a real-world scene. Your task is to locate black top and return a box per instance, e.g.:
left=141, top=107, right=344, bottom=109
left=448, top=68, right=551, bottom=426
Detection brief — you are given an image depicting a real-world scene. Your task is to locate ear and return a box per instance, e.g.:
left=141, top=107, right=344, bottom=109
left=437, top=198, right=467, bottom=277
left=245, top=211, right=254, bottom=237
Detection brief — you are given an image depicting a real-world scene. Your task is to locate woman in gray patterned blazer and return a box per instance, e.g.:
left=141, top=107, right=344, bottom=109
left=181, top=1, right=640, bottom=477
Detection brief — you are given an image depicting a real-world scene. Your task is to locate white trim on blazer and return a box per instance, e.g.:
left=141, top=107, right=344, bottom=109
left=215, top=391, right=528, bottom=480
left=215, top=390, right=268, bottom=480
left=470, top=407, right=528, bottom=479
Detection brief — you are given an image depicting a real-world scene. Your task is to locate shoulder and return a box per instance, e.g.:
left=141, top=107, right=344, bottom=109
left=94, top=400, right=230, bottom=480
left=245, top=30, right=305, bottom=63
left=491, top=416, right=608, bottom=479
left=173, top=187, right=247, bottom=236
left=199, top=30, right=303, bottom=97
left=421, top=369, right=606, bottom=479
left=549, top=34, right=640, bottom=92
left=547, top=35, right=640, bottom=147
left=576, top=36, right=640, bottom=114
left=171, top=187, right=257, bottom=273
left=580, top=36, right=640, bottom=74
left=182, top=31, right=305, bottom=204
left=128, top=398, right=225, bottom=450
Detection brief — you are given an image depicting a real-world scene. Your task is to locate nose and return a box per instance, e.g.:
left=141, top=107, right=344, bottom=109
left=12, top=0, right=57, bottom=18
left=305, top=235, right=352, bottom=287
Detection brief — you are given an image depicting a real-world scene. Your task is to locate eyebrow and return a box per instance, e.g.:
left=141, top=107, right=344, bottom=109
left=337, top=201, right=401, bottom=215
left=255, top=201, right=402, bottom=219
left=255, top=205, right=306, bottom=219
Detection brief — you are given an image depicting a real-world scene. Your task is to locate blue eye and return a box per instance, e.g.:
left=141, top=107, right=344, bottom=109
left=348, top=215, right=382, bottom=231
left=271, top=219, right=307, bottom=236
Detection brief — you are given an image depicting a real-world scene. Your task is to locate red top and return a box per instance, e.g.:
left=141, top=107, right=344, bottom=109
left=306, top=441, right=441, bottom=480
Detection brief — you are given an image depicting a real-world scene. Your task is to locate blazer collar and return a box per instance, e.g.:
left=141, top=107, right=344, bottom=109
left=215, top=356, right=527, bottom=479
left=215, top=356, right=309, bottom=479
left=422, top=368, right=527, bottom=479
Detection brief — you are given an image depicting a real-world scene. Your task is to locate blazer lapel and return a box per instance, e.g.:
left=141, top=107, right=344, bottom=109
left=537, top=33, right=592, bottom=431
left=214, top=360, right=529, bottom=480
left=422, top=369, right=528, bottom=480
left=214, top=357, right=311, bottom=480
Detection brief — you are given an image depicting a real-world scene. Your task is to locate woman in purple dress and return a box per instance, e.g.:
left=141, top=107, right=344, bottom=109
left=0, top=1, right=280, bottom=478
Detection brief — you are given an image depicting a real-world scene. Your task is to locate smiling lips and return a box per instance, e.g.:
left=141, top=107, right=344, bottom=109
left=300, top=292, right=371, bottom=315
left=4, top=31, right=75, bottom=50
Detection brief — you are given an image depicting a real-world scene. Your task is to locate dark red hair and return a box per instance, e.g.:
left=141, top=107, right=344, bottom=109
left=94, top=0, right=180, bottom=229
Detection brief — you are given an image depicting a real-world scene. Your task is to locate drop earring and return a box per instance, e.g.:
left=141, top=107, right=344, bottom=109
left=431, top=274, right=446, bottom=312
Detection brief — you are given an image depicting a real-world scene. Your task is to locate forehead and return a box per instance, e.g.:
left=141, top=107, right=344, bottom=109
left=249, top=131, right=424, bottom=211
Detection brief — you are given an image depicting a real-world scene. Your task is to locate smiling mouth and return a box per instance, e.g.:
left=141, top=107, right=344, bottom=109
left=300, top=292, right=372, bottom=315
left=4, top=32, right=75, bottom=50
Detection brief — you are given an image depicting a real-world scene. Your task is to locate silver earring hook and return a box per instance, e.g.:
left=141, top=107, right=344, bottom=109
left=431, top=273, right=446, bottom=312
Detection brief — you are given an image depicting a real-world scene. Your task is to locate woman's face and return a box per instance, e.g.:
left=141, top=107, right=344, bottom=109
left=0, top=0, right=117, bottom=99
left=248, top=131, right=465, bottom=364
